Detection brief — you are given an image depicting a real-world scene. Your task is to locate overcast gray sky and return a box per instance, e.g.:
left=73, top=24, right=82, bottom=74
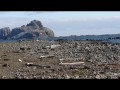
left=0, top=11, right=120, bottom=36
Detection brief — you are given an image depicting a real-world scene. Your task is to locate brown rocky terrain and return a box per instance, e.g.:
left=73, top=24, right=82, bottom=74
left=0, top=40, right=120, bottom=79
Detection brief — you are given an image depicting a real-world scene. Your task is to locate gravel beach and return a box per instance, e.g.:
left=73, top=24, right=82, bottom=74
left=0, top=40, right=120, bottom=79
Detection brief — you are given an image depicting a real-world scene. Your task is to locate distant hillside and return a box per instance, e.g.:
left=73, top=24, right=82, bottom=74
left=47, top=34, right=120, bottom=42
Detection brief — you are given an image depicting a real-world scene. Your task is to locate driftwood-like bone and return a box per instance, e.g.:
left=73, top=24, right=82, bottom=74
left=59, top=62, right=85, bottom=65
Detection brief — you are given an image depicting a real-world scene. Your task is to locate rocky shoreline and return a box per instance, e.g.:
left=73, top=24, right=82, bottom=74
left=0, top=40, right=120, bottom=79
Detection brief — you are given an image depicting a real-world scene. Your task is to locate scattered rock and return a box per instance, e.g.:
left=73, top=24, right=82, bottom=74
left=65, top=74, right=71, bottom=79
left=95, top=75, right=101, bottom=79
left=2, top=64, right=8, bottom=67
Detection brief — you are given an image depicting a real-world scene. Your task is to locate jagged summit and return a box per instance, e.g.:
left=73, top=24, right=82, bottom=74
left=26, top=20, right=43, bottom=29
left=0, top=20, right=55, bottom=40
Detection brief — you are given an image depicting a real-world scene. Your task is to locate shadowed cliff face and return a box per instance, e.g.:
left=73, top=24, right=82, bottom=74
left=0, top=20, right=55, bottom=40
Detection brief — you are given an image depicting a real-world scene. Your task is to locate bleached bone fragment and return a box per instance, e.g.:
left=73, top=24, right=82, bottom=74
left=18, top=59, right=22, bottom=62
left=50, top=44, right=61, bottom=49
left=59, top=62, right=85, bottom=65
left=25, top=63, right=34, bottom=66
left=40, top=56, right=46, bottom=58
left=59, top=58, right=64, bottom=61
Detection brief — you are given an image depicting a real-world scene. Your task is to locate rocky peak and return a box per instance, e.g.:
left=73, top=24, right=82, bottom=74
left=6, top=20, right=54, bottom=39
left=0, top=27, right=11, bottom=39
left=26, top=20, right=43, bottom=29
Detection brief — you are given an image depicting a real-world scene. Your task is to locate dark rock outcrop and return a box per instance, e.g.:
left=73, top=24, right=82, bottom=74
left=26, top=20, right=43, bottom=29
left=0, top=27, right=11, bottom=39
left=0, top=20, right=55, bottom=40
